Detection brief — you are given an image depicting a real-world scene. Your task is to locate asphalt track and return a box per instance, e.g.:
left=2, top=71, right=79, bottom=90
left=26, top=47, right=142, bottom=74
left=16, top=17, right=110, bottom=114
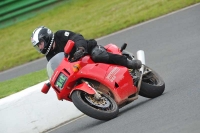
left=1, top=3, right=200, bottom=133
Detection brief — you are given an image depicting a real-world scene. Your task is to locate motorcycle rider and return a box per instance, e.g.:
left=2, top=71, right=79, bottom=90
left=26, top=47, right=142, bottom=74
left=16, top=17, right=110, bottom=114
left=31, top=26, right=142, bottom=69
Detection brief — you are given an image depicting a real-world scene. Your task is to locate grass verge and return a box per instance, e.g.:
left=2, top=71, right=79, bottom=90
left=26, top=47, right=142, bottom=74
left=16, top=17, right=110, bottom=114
left=0, top=69, right=47, bottom=99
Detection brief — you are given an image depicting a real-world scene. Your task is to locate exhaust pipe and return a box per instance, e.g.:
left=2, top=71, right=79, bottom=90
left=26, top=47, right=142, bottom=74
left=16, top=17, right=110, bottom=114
left=137, top=50, right=145, bottom=73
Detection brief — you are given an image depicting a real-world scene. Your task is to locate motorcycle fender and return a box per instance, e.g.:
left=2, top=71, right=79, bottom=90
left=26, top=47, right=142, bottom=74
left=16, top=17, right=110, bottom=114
left=70, top=82, right=96, bottom=96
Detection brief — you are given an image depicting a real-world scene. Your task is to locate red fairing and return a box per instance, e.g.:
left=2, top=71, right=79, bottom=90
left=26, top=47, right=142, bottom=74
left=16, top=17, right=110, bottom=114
left=48, top=43, right=137, bottom=104
left=104, top=43, right=122, bottom=55
left=50, top=56, right=95, bottom=101
left=105, top=66, right=137, bottom=103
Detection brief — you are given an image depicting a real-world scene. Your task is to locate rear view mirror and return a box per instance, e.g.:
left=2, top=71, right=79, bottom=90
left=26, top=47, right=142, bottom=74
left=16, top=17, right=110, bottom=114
left=64, top=40, right=75, bottom=58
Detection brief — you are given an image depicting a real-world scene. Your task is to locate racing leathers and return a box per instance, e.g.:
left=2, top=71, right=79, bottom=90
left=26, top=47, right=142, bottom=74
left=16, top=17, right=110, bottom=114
left=46, top=30, right=141, bottom=69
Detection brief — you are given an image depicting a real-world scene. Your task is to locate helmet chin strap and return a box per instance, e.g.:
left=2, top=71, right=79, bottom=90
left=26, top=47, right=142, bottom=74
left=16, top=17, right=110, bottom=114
left=45, top=34, right=54, bottom=55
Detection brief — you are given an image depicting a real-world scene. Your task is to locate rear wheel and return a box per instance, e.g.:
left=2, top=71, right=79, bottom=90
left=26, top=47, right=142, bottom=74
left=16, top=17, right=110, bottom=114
left=71, top=90, right=119, bottom=120
left=139, top=65, right=165, bottom=98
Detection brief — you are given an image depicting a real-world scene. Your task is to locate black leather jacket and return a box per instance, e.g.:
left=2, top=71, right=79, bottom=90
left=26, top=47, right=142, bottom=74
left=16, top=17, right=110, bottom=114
left=46, top=30, right=97, bottom=61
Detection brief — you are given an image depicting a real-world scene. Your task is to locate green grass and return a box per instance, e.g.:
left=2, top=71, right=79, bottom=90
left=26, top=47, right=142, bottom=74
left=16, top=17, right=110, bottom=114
left=0, top=69, right=48, bottom=99
left=0, top=0, right=200, bottom=99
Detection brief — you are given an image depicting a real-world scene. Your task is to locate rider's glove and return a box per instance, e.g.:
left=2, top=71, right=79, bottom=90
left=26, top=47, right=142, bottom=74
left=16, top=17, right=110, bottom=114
left=73, top=47, right=85, bottom=61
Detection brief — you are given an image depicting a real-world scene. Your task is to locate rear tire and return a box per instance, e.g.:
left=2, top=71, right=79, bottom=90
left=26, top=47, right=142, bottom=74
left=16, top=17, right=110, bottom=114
left=139, top=65, right=165, bottom=98
left=71, top=90, right=119, bottom=120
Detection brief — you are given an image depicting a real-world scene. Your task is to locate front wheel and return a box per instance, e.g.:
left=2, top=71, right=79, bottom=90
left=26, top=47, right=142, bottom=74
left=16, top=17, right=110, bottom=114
left=139, top=65, right=165, bottom=98
left=71, top=90, right=119, bottom=120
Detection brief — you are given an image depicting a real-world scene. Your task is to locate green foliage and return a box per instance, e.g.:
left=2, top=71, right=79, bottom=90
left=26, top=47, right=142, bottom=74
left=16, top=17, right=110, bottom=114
left=0, top=69, right=47, bottom=99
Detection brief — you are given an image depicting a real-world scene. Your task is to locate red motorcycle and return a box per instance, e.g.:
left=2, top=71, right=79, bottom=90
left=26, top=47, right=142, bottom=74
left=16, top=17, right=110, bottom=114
left=41, top=40, right=165, bottom=120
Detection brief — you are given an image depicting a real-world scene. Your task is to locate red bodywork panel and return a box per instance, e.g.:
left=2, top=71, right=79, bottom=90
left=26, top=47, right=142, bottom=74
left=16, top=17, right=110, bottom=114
left=48, top=43, right=138, bottom=104
left=104, top=43, right=122, bottom=55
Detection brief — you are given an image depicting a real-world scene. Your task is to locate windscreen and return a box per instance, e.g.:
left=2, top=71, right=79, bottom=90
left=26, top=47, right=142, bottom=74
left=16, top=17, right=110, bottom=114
left=46, top=52, right=64, bottom=79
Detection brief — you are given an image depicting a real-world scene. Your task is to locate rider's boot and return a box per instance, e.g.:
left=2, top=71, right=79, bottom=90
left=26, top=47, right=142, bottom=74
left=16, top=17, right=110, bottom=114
left=127, top=59, right=142, bottom=69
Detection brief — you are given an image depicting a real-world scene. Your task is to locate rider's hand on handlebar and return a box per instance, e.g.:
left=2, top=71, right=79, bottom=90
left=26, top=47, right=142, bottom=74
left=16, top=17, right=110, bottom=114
left=73, top=47, right=85, bottom=61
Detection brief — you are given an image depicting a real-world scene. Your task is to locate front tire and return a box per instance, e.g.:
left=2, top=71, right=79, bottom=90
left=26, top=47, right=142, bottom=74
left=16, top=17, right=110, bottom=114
left=139, top=66, right=165, bottom=98
left=71, top=90, right=119, bottom=120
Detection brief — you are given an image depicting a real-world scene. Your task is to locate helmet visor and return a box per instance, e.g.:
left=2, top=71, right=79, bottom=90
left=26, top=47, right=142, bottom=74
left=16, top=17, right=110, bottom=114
left=33, top=40, right=44, bottom=53
left=34, top=43, right=41, bottom=53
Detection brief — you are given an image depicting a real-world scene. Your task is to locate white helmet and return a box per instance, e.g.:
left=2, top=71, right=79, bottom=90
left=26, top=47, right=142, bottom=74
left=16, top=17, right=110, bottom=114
left=31, top=26, right=54, bottom=55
